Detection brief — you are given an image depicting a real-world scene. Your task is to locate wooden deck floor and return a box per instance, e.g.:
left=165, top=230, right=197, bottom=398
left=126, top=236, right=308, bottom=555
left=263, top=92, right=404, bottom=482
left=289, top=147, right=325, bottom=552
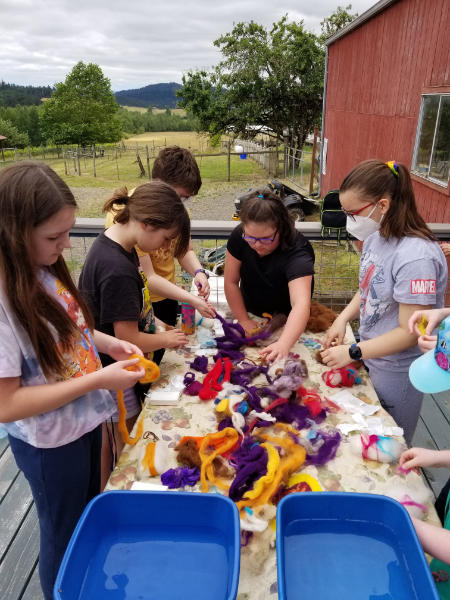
left=0, top=391, right=449, bottom=599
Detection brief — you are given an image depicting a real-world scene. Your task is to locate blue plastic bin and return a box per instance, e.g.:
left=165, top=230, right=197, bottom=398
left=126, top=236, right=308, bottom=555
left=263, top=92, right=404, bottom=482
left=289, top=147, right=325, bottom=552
left=276, top=492, right=439, bottom=600
left=54, top=491, right=240, bottom=600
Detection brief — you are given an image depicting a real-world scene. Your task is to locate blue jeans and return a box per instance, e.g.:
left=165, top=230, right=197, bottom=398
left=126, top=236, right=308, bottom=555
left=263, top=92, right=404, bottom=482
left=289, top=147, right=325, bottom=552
left=9, top=426, right=102, bottom=600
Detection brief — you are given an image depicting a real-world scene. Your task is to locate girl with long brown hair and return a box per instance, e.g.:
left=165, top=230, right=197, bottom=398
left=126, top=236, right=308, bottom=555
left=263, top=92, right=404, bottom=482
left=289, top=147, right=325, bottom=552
left=321, top=159, right=448, bottom=443
left=78, top=181, right=192, bottom=486
left=0, top=161, right=145, bottom=600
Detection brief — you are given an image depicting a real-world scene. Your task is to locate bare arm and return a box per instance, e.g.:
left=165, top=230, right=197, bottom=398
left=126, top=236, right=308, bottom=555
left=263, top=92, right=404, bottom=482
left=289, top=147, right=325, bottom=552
left=92, top=329, right=143, bottom=359
left=113, top=321, right=188, bottom=353
left=412, top=517, right=450, bottom=564
left=400, top=448, right=450, bottom=470
left=323, top=291, right=361, bottom=349
left=0, top=358, right=144, bottom=422
left=177, top=241, right=210, bottom=299
left=322, top=302, right=429, bottom=369
left=139, top=254, right=214, bottom=317
left=259, top=276, right=313, bottom=361
left=224, top=249, right=259, bottom=333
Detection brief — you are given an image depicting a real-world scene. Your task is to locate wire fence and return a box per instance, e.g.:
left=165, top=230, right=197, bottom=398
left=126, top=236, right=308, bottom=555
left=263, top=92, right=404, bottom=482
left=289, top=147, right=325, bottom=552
left=67, top=222, right=360, bottom=311
left=0, top=139, right=317, bottom=188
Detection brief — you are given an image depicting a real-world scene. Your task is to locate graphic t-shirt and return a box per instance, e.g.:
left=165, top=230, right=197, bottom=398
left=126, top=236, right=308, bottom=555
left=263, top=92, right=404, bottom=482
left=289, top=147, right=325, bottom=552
left=227, top=224, right=315, bottom=317
left=359, top=232, right=448, bottom=372
left=78, top=232, right=155, bottom=366
left=0, top=271, right=115, bottom=448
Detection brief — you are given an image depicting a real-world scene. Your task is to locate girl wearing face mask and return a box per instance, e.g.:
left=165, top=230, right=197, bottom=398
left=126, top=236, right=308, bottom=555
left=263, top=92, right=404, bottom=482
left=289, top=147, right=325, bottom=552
left=321, top=159, right=447, bottom=444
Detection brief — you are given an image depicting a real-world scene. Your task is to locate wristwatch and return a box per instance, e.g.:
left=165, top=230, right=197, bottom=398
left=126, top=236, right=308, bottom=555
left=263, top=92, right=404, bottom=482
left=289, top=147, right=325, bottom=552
left=349, top=343, right=362, bottom=361
left=194, top=268, right=209, bottom=279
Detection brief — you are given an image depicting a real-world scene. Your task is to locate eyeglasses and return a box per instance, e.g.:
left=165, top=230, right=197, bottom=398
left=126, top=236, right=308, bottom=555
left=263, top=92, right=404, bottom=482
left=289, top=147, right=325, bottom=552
left=341, top=201, right=377, bottom=222
left=242, top=231, right=277, bottom=245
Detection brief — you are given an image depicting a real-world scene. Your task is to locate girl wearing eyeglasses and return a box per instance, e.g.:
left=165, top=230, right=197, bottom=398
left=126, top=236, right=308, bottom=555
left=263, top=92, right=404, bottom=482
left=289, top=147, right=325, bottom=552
left=321, top=159, right=447, bottom=443
left=224, top=189, right=315, bottom=362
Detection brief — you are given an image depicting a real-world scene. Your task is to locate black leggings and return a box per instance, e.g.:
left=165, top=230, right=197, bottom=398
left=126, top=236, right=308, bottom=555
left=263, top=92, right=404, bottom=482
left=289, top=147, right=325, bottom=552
left=435, top=477, right=450, bottom=525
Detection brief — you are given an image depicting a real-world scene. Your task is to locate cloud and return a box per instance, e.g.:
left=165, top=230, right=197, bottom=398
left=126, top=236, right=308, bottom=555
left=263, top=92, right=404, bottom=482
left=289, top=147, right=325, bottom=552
left=0, top=0, right=375, bottom=90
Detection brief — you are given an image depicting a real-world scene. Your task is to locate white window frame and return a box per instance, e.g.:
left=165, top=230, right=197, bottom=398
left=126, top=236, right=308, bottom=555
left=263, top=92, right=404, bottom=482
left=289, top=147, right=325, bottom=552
left=412, top=93, right=449, bottom=188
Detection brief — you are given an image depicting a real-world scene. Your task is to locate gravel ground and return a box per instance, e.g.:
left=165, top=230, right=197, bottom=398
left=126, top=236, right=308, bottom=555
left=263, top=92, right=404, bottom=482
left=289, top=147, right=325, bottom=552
left=71, top=178, right=269, bottom=221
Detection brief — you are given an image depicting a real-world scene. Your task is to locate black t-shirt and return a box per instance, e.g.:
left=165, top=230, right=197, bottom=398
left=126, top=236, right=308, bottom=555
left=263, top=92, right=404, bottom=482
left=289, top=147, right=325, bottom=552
left=78, top=232, right=154, bottom=367
left=227, top=225, right=315, bottom=317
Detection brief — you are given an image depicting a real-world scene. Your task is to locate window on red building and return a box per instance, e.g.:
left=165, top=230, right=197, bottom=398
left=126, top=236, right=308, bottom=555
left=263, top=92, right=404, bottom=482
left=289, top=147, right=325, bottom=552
left=412, top=94, right=449, bottom=188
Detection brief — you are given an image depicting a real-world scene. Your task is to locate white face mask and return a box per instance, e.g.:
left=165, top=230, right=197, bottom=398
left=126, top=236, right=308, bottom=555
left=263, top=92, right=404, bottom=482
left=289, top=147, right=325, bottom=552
left=346, top=204, right=381, bottom=241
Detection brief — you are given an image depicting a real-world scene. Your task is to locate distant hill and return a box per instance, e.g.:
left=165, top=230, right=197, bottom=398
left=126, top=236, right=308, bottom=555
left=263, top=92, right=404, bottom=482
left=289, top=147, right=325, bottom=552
left=0, top=82, right=53, bottom=107
left=114, top=82, right=182, bottom=109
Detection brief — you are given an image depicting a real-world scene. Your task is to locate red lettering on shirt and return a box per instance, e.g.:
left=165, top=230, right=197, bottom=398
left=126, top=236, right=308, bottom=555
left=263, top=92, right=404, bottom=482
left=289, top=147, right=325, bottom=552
left=410, top=279, right=436, bottom=294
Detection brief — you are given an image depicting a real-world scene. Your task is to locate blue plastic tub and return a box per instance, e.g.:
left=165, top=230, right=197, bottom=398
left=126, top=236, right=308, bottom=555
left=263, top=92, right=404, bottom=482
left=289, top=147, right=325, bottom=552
left=54, top=491, right=240, bottom=600
left=276, top=492, right=438, bottom=600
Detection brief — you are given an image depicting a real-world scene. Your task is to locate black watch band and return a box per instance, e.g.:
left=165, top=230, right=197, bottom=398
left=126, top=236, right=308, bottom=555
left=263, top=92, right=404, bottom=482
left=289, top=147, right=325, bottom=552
left=349, top=343, right=362, bottom=361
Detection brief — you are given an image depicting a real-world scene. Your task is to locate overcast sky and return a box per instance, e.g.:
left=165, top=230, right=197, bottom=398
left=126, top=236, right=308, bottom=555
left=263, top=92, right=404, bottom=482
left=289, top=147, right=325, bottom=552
left=1, top=0, right=376, bottom=91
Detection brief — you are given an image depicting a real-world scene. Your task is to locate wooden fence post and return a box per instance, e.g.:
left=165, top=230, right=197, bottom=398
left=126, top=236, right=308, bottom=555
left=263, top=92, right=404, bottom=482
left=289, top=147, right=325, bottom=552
left=115, top=146, right=120, bottom=179
left=146, top=145, right=151, bottom=180
left=227, top=140, right=231, bottom=182
left=92, top=145, right=96, bottom=177
left=77, top=147, right=81, bottom=176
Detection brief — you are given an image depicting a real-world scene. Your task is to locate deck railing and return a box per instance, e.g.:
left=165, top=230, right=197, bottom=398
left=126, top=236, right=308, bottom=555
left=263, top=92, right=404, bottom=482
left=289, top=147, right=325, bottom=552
left=68, top=219, right=450, bottom=310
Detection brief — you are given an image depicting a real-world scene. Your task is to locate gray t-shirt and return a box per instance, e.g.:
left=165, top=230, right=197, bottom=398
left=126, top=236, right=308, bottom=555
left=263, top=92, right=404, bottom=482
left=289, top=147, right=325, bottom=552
left=359, top=232, right=448, bottom=372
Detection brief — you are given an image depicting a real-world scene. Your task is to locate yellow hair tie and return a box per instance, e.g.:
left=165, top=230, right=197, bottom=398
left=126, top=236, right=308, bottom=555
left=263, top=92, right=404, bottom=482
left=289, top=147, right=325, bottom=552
left=385, top=160, right=399, bottom=177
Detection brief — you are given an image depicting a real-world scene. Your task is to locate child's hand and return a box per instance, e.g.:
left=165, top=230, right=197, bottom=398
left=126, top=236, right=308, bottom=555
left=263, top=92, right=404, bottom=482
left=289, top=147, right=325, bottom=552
left=323, top=317, right=347, bottom=349
left=194, top=272, right=210, bottom=300
left=239, top=317, right=260, bottom=336
left=399, top=447, right=442, bottom=470
left=161, top=328, right=189, bottom=349
left=193, top=297, right=216, bottom=319
left=107, top=338, right=143, bottom=362
left=321, top=344, right=352, bottom=368
left=408, top=308, right=450, bottom=336
left=259, top=340, right=290, bottom=362
left=99, top=358, right=145, bottom=390
left=418, top=334, right=437, bottom=353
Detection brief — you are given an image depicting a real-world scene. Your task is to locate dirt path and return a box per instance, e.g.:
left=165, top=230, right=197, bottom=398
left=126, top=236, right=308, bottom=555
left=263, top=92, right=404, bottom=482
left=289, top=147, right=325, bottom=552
left=71, top=178, right=269, bottom=220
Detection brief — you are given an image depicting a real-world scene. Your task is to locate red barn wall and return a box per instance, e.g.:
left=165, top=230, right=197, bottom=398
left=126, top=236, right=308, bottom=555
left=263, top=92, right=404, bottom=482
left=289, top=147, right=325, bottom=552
left=322, top=0, right=450, bottom=222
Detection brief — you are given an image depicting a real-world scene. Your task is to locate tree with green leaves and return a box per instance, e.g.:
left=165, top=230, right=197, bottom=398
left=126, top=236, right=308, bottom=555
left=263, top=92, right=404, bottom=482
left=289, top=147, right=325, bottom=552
left=178, top=16, right=324, bottom=150
left=40, top=61, right=122, bottom=146
left=0, top=118, right=29, bottom=147
left=320, top=4, right=358, bottom=42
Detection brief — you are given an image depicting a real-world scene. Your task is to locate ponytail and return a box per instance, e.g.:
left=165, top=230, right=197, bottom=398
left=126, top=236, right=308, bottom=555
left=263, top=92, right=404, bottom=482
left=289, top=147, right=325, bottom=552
left=340, top=159, right=436, bottom=241
left=103, top=181, right=191, bottom=257
left=103, top=187, right=130, bottom=224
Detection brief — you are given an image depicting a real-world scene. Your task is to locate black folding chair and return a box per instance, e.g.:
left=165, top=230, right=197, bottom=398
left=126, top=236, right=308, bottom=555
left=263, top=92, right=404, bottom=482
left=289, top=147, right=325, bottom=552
left=320, top=189, right=347, bottom=241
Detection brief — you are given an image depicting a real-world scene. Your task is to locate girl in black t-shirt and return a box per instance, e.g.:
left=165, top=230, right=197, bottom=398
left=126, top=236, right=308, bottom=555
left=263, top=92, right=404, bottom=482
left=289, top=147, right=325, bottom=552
left=79, top=181, right=196, bottom=487
left=225, top=189, right=315, bottom=362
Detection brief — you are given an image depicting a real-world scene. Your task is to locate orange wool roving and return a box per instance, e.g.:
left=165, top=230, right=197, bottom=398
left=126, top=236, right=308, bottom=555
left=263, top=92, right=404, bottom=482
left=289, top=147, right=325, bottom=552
left=126, top=353, right=160, bottom=383
left=117, top=355, right=160, bottom=445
